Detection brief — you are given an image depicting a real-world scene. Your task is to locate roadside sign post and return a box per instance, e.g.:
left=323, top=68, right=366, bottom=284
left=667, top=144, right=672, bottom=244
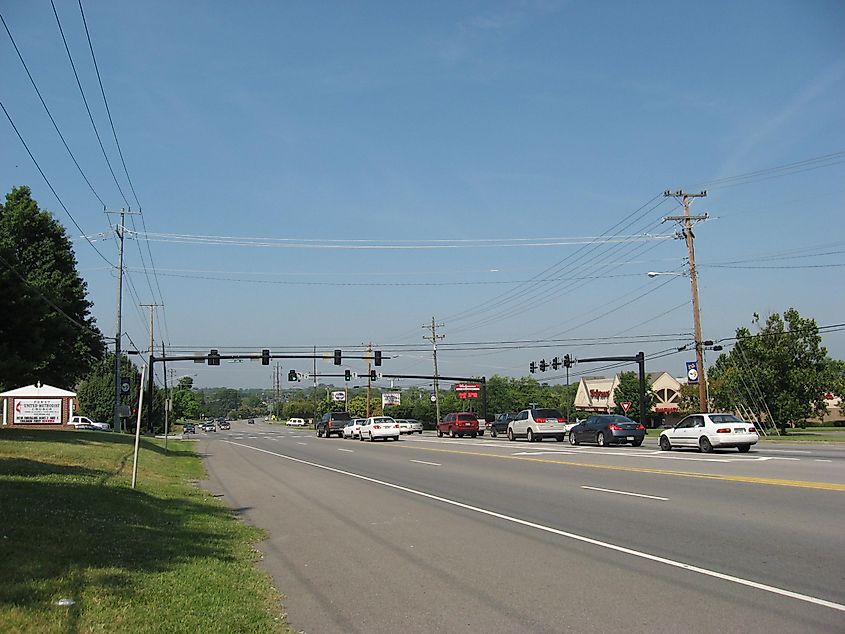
left=131, top=364, right=146, bottom=489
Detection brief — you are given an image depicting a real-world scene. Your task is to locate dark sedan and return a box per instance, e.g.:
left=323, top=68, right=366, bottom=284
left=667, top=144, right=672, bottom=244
left=486, top=412, right=516, bottom=438
left=568, top=415, right=645, bottom=447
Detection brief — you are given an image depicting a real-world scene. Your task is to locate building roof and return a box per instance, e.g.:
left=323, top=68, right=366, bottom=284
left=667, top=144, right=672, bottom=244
left=0, top=383, right=76, bottom=398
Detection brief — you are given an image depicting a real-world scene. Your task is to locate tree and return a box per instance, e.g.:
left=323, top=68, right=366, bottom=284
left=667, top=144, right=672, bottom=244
left=612, top=371, right=655, bottom=422
left=76, top=353, right=141, bottom=425
left=0, top=186, right=105, bottom=391
left=708, top=309, right=844, bottom=433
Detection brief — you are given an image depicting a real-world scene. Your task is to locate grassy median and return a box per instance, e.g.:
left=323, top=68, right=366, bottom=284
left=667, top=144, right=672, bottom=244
left=0, top=429, right=290, bottom=634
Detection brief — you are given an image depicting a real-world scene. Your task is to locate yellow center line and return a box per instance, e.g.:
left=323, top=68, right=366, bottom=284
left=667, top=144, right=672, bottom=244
left=402, top=445, right=845, bottom=491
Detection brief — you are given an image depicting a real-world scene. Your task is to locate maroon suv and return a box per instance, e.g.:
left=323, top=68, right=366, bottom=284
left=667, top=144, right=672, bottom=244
left=437, top=412, right=480, bottom=438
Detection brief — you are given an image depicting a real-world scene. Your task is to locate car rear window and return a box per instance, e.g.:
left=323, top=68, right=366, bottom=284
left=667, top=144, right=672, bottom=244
left=456, top=414, right=477, bottom=421
left=709, top=414, right=744, bottom=424
left=533, top=409, right=564, bottom=418
left=331, top=412, right=351, bottom=421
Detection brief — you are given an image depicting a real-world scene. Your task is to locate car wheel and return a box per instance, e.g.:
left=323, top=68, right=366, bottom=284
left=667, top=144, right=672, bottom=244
left=631, top=439, right=643, bottom=447
left=508, top=428, right=515, bottom=442
left=569, top=432, right=579, bottom=446
left=316, top=428, right=321, bottom=437
left=556, top=434, right=564, bottom=442
left=471, top=432, right=477, bottom=438
left=449, top=428, right=456, bottom=438
left=478, top=431, right=484, bottom=436
left=527, top=428, right=534, bottom=443
left=659, top=435, right=671, bottom=451
left=359, top=432, right=365, bottom=441
left=369, top=432, right=374, bottom=442
left=490, top=428, right=497, bottom=438
left=394, top=436, right=399, bottom=441
left=737, top=444, right=751, bottom=453
left=699, top=436, right=713, bottom=453
left=437, top=429, right=443, bottom=437
left=597, top=432, right=607, bottom=447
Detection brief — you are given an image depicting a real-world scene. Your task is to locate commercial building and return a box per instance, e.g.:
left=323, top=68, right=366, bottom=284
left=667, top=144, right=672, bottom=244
left=573, top=372, right=684, bottom=421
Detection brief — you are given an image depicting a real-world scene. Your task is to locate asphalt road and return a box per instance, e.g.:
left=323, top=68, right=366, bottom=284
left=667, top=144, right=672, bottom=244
left=198, top=422, right=845, bottom=633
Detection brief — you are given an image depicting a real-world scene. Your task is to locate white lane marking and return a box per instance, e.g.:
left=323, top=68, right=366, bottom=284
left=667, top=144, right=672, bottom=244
left=513, top=451, right=576, bottom=456
left=409, top=459, right=441, bottom=466
left=763, top=448, right=813, bottom=454
left=247, top=436, right=259, bottom=439
left=815, top=459, right=832, bottom=463
left=337, top=448, right=354, bottom=453
left=582, top=486, right=668, bottom=501
left=296, top=442, right=307, bottom=446
left=223, top=440, right=845, bottom=614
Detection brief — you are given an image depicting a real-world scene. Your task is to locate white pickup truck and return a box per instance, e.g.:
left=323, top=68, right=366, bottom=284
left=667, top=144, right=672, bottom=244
left=68, top=416, right=111, bottom=431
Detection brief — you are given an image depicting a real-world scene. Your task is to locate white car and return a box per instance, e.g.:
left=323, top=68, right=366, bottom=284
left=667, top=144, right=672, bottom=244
left=286, top=418, right=307, bottom=427
left=68, top=416, right=111, bottom=431
left=343, top=418, right=366, bottom=439
left=508, top=408, right=569, bottom=442
left=659, top=413, right=758, bottom=453
left=359, top=416, right=400, bottom=441
left=404, top=419, right=423, bottom=434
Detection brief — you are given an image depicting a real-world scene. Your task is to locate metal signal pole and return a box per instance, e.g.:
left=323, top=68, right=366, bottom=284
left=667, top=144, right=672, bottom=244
left=140, top=303, right=162, bottom=432
left=664, top=190, right=709, bottom=412
left=112, top=209, right=125, bottom=432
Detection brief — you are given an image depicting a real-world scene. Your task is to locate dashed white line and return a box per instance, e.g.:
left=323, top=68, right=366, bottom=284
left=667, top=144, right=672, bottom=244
left=296, top=442, right=307, bottom=446
left=815, top=459, right=832, bottom=463
left=222, top=441, right=844, bottom=614
left=337, top=448, right=354, bottom=453
left=582, top=486, right=668, bottom=501
left=409, top=459, right=441, bottom=466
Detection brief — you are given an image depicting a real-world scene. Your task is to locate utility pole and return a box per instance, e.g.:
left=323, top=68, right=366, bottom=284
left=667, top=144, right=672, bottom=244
left=111, top=209, right=126, bottom=432
left=312, top=345, right=318, bottom=426
left=366, top=342, right=373, bottom=417
left=423, top=317, right=445, bottom=425
left=664, top=190, right=709, bottom=413
left=162, top=343, right=169, bottom=452
left=140, top=303, right=162, bottom=433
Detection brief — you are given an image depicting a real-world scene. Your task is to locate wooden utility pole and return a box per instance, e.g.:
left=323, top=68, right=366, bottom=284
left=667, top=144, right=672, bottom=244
left=423, top=317, right=445, bottom=425
left=664, top=190, right=709, bottom=412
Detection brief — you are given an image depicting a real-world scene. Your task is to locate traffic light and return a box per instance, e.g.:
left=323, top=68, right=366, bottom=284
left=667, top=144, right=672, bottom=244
left=564, top=354, right=572, bottom=368
left=370, top=370, right=377, bottom=381
left=334, top=349, right=342, bottom=365
left=551, top=357, right=560, bottom=370
left=344, top=369, right=351, bottom=381
left=529, top=361, right=537, bottom=374
left=261, top=349, right=270, bottom=365
left=374, top=350, right=382, bottom=366
left=539, top=359, right=547, bottom=372
left=288, top=370, right=298, bottom=382
left=208, top=349, right=220, bottom=366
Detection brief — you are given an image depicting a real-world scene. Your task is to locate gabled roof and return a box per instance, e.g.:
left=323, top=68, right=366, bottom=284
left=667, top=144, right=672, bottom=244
left=0, top=383, right=76, bottom=397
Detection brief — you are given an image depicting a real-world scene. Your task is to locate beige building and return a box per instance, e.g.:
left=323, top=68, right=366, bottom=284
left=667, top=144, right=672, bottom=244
left=574, top=372, right=683, bottom=416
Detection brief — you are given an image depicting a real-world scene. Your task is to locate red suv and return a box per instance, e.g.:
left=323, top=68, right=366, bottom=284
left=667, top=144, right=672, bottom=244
left=437, top=412, right=480, bottom=438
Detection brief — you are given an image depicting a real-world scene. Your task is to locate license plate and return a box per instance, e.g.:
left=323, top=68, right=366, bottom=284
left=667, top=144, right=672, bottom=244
left=547, top=419, right=558, bottom=423
left=626, top=436, right=635, bottom=441
left=735, top=428, right=745, bottom=433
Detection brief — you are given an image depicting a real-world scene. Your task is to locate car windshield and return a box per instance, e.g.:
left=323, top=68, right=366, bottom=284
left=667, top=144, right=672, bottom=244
left=533, top=409, right=563, bottom=418
left=709, top=414, right=744, bottom=424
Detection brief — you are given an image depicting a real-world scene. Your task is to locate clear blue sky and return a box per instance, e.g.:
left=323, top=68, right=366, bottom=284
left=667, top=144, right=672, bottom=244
left=2, top=1, right=843, bottom=389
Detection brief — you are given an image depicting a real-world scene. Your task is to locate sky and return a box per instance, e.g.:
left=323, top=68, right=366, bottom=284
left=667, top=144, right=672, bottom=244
left=2, top=0, right=844, bottom=391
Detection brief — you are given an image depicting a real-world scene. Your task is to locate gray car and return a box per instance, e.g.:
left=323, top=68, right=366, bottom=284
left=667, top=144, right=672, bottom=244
left=568, top=415, right=645, bottom=447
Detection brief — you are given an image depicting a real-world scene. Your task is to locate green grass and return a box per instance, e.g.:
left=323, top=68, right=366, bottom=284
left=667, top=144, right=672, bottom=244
left=0, top=429, right=291, bottom=634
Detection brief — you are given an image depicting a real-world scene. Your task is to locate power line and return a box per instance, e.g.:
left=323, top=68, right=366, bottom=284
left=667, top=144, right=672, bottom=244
left=1, top=10, right=106, bottom=208
left=0, top=100, right=114, bottom=267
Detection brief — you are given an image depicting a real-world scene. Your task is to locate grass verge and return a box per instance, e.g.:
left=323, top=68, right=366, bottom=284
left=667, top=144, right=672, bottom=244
left=0, top=428, right=291, bottom=634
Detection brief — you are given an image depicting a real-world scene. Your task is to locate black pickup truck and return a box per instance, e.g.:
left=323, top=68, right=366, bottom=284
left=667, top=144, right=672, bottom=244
left=317, top=411, right=351, bottom=438
left=486, top=412, right=516, bottom=438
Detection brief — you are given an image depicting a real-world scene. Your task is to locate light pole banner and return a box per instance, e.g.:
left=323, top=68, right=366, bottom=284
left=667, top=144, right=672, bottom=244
left=686, top=361, right=699, bottom=385
left=382, top=392, right=401, bottom=407
left=331, top=391, right=346, bottom=402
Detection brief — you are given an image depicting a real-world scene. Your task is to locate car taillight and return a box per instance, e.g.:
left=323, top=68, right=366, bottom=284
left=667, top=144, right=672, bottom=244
left=374, top=425, right=381, bottom=429
left=749, top=426, right=758, bottom=433
left=608, top=424, right=621, bottom=431
left=394, top=424, right=400, bottom=428
left=637, top=424, right=645, bottom=430
left=535, top=417, right=546, bottom=423
left=716, top=427, right=731, bottom=433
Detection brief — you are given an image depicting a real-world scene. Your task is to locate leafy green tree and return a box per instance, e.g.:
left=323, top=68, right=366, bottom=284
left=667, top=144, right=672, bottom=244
left=0, top=186, right=105, bottom=391
left=708, top=309, right=844, bottom=433
left=76, top=353, right=141, bottom=425
left=612, top=371, right=655, bottom=422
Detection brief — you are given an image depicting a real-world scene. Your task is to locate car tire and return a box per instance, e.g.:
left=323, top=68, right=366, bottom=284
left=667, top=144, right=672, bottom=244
left=569, top=432, right=579, bottom=446
left=359, top=433, right=365, bottom=441
left=369, top=432, right=374, bottom=442
left=659, top=435, right=671, bottom=451
left=631, top=439, right=643, bottom=447
left=394, top=436, right=399, bottom=441
left=437, top=429, right=443, bottom=437
left=490, top=428, right=497, bottom=438
left=508, top=428, right=515, bottom=442
left=478, top=431, right=484, bottom=436
left=316, top=428, right=321, bottom=437
left=699, top=436, right=713, bottom=453
left=471, top=432, right=477, bottom=438
left=556, top=434, right=564, bottom=442
left=597, top=432, right=607, bottom=447
left=737, top=444, right=751, bottom=453
left=527, top=428, right=534, bottom=443
left=449, top=428, right=456, bottom=438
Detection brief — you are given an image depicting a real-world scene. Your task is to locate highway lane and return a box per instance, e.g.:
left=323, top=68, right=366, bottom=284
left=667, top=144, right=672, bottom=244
left=200, top=423, right=844, bottom=633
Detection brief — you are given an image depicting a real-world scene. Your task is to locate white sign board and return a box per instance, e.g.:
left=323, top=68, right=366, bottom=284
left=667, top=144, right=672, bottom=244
left=331, top=391, right=346, bottom=402
left=14, top=398, right=62, bottom=424
left=382, top=392, right=401, bottom=407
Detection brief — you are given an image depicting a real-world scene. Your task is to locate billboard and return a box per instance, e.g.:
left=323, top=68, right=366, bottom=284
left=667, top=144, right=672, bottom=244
left=382, top=392, right=401, bottom=407
left=14, top=399, right=62, bottom=424
left=455, top=383, right=480, bottom=400
left=331, top=391, right=346, bottom=402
